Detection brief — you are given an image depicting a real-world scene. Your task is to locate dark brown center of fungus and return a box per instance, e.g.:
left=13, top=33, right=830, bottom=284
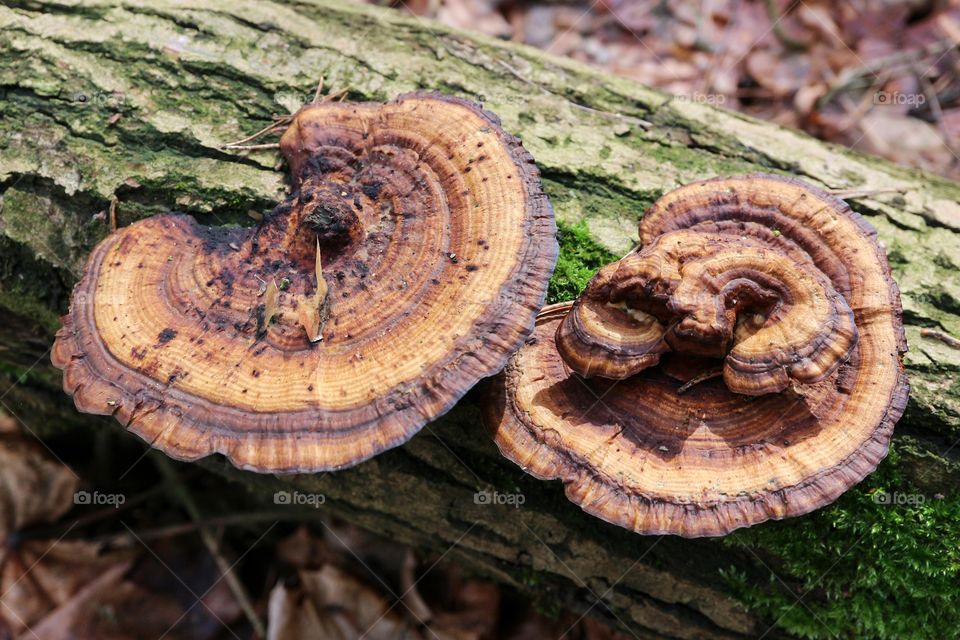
left=298, top=181, right=362, bottom=249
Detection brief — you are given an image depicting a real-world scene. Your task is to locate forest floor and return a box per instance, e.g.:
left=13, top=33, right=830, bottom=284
left=362, top=0, right=960, bottom=180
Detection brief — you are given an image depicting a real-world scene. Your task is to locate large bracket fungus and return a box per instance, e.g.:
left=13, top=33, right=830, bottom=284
left=487, top=174, right=908, bottom=537
left=53, top=92, right=557, bottom=473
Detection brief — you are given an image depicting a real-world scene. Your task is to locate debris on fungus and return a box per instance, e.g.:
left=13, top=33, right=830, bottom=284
left=486, top=173, right=908, bottom=537
left=52, top=92, right=558, bottom=473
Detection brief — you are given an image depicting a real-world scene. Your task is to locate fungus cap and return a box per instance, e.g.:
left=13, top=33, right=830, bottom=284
left=53, top=92, right=557, bottom=473
left=557, top=229, right=859, bottom=394
left=487, top=174, right=908, bottom=537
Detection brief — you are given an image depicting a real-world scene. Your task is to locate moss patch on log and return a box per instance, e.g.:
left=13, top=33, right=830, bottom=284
left=548, top=220, right=618, bottom=303
left=723, top=445, right=960, bottom=640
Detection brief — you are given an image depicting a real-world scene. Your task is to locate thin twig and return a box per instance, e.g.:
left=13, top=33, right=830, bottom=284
left=821, top=38, right=956, bottom=106
left=93, top=511, right=304, bottom=547
left=218, top=119, right=289, bottom=149
left=220, top=142, right=281, bottom=151
left=916, top=69, right=960, bottom=166
left=221, top=80, right=348, bottom=152
left=327, top=87, right=349, bottom=103
left=765, top=0, right=808, bottom=51
left=828, top=187, right=906, bottom=200
left=677, top=368, right=724, bottom=394
left=17, top=485, right=167, bottom=541
left=921, top=328, right=960, bottom=349
left=108, top=194, right=118, bottom=231
left=312, top=76, right=325, bottom=103
left=155, top=457, right=267, bottom=638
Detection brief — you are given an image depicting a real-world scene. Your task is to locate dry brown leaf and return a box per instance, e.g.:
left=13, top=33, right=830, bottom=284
left=0, top=419, right=78, bottom=536
left=437, top=0, right=511, bottom=39
left=0, top=540, right=128, bottom=636
left=0, top=415, right=16, bottom=434
left=20, top=543, right=241, bottom=640
left=745, top=50, right=811, bottom=97
left=25, top=561, right=133, bottom=640
left=798, top=3, right=844, bottom=47
left=855, top=110, right=955, bottom=174
left=275, top=526, right=336, bottom=569
left=267, top=566, right=419, bottom=640
left=794, top=82, right=827, bottom=116
left=428, top=578, right=500, bottom=640
left=401, top=550, right=433, bottom=624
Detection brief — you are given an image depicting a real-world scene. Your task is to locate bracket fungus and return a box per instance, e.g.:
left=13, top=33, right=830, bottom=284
left=487, top=174, right=908, bottom=537
left=52, top=92, right=557, bottom=473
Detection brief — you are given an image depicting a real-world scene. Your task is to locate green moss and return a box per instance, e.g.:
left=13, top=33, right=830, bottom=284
left=0, top=290, right=61, bottom=334
left=638, top=137, right=759, bottom=176
left=722, top=446, right=960, bottom=639
left=0, top=362, right=36, bottom=386
left=547, top=220, right=617, bottom=304
left=0, top=235, right=71, bottom=330
left=543, top=173, right=656, bottom=220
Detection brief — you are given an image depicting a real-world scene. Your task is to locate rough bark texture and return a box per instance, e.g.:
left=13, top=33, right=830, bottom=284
left=1, top=1, right=958, bottom=639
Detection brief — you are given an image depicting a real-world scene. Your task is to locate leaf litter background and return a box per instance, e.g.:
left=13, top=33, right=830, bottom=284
left=4, top=0, right=960, bottom=638
left=368, top=0, right=960, bottom=180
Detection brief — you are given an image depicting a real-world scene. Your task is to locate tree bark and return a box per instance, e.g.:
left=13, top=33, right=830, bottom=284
left=0, top=1, right=958, bottom=638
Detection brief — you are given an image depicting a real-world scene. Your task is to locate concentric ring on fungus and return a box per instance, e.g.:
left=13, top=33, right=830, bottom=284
left=52, top=92, right=558, bottom=473
left=486, top=173, right=908, bottom=537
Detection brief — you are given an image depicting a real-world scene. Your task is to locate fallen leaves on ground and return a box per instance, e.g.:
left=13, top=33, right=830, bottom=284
left=269, top=525, right=630, bottom=640
left=363, top=0, right=960, bottom=180
left=0, top=415, right=241, bottom=639
left=0, top=415, right=78, bottom=536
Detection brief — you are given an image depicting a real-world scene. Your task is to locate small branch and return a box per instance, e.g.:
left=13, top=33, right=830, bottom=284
left=920, top=328, right=960, bottom=349
left=218, top=120, right=289, bottom=149
left=220, top=142, right=281, bottom=151
left=327, top=87, right=349, bottom=103
left=765, top=0, right=809, bottom=51
left=821, top=38, right=956, bottom=107
left=828, top=187, right=906, bottom=200
left=92, top=510, right=303, bottom=547
left=677, top=368, right=724, bottom=394
left=916, top=69, right=960, bottom=167
left=17, top=485, right=166, bottom=542
left=108, top=194, right=118, bottom=231
left=155, top=457, right=267, bottom=638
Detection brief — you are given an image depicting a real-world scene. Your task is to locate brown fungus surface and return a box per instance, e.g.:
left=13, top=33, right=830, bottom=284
left=487, top=174, right=908, bottom=537
left=52, top=92, right=557, bottom=473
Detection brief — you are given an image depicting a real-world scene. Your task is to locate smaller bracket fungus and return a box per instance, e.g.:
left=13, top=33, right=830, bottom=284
left=52, top=92, right=557, bottom=473
left=556, top=229, right=859, bottom=394
left=487, top=174, right=908, bottom=537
